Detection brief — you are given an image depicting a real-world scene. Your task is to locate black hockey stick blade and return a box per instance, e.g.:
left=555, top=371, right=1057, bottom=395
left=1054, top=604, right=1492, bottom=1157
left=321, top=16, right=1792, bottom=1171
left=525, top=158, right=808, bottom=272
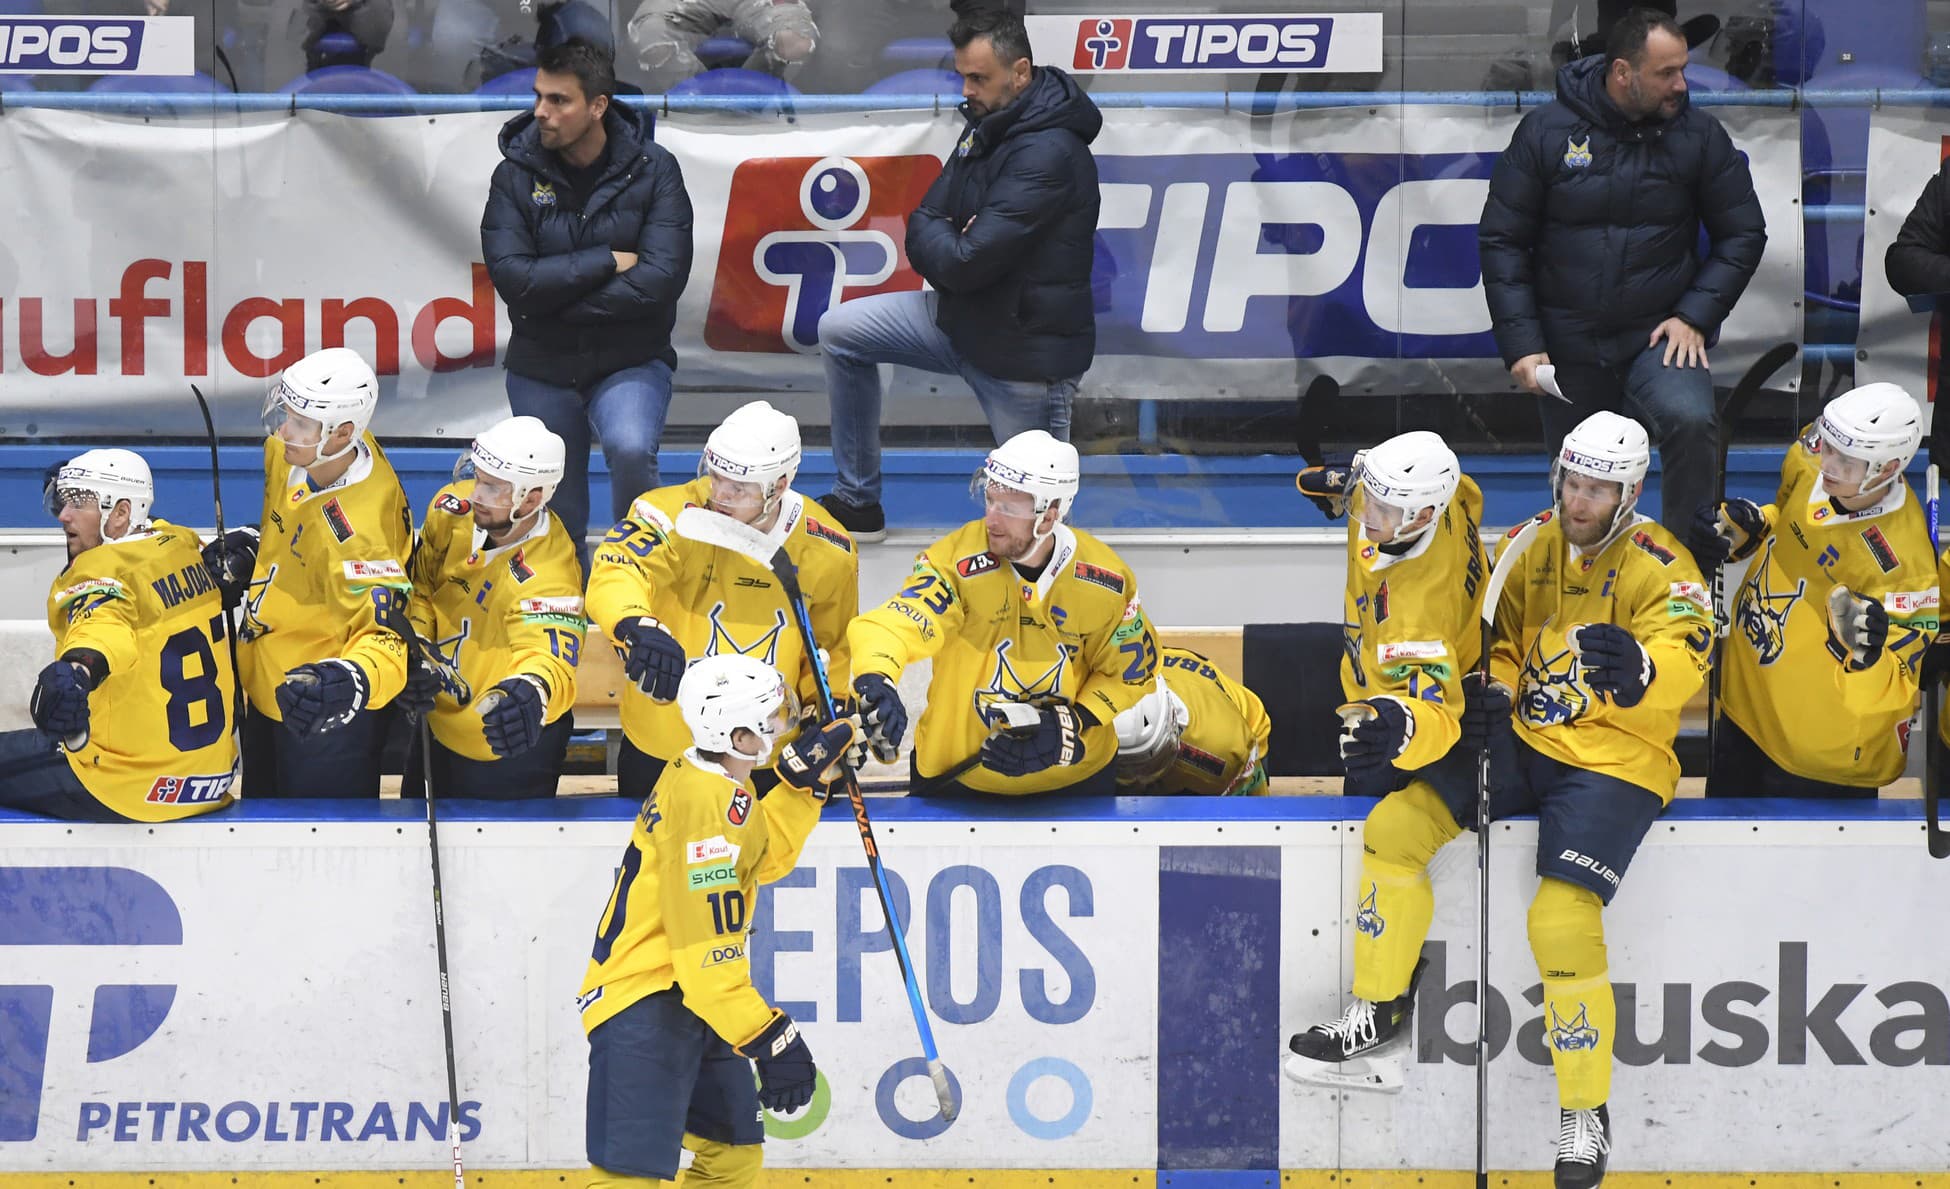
left=1720, top=341, right=1798, bottom=446
left=1927, top=688, right=1949, bottom=859
left=1294, top=372, right=1341, bottom=466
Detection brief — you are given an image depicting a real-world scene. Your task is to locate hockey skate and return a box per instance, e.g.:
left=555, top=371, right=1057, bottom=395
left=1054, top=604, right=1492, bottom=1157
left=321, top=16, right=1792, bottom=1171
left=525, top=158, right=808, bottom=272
left=1282, top=956, right=1427, bottom=1093
left=1554, top=1104, right=1611, bottom=1189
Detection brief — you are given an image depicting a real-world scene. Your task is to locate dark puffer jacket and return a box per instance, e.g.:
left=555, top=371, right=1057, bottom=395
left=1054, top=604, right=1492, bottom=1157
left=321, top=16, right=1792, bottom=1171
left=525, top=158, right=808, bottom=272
left=481, top=103, right=693, bottom=388
left=1478, top=55, right=1766, bottom=368
left=905, top=65, right=1102, bottom=383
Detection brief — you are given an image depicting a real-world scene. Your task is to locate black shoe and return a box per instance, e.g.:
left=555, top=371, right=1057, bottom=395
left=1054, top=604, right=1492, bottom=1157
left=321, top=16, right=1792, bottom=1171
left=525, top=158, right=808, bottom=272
left=810, top=492, right=886, bottom=543
left=1554, top=1104, right=1611, bottom=1189
left=1287, top=955, right=1427, bottom=1063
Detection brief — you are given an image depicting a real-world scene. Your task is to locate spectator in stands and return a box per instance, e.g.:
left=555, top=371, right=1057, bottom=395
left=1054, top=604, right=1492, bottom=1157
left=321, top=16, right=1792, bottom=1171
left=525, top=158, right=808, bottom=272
left=1479, top=5, right=1766, bottom=543
left=0, top=451, right=237, bottom=822
left=813, top=8, right=1102, bottom=542
left=300, top=0, right=396, bottom=71
left=624, top=0, right=818, bottom=92
left=1884, top=163, right=1950, bottom=470
left=481, top=38, right=694, bottom=574
left=475, top=0, right=635, bottom=93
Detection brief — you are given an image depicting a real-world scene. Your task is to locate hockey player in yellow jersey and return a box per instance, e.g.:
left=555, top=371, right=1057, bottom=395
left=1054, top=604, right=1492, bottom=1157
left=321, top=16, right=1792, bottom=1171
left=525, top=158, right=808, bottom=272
left=1112, top=646, right=1271, bottom=795
left=398, top=417, right=585, bottom=799
left=847, top=430, right=1158, bottom=797
left=1285, top=431, right=1481, bottom=1080
left=577, top=652, right=856, bottom=1189
left=0, top=451, right=237, bottom=822
left=587, top=401, right=859, bottom=800
left=1685, top=383, right=1937, bottom=797
left=202, top=346, right=414, bottom=798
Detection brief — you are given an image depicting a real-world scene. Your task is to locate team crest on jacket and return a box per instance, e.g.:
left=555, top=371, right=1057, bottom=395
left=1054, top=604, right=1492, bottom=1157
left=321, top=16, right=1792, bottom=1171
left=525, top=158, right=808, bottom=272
left=1736, top=551, right=1806, bottom=665
left=1518, top=639, right=1590, bottom=727
left=971, top=639, right=1067, bottom=720
left=1563, top=137, right=1592, bottom=169
left=532, top=180, right=557, bottom=206
left=704, top=601, right=788, bottom=666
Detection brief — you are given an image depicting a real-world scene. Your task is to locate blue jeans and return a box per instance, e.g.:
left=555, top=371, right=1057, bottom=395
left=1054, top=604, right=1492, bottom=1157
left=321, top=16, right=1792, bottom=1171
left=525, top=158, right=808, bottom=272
left=1541, top=343, right=1717, bottom=542
left=507, top=359, right=673, bottom=574
left=0, top=729, right=129, bottom=822
left=820, top=290, right=1079, bottom=505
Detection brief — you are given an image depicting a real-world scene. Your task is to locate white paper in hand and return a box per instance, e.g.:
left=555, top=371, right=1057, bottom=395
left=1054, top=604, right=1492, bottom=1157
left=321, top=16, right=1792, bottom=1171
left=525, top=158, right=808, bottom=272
left=1533, top=363, right=1569, bottom=402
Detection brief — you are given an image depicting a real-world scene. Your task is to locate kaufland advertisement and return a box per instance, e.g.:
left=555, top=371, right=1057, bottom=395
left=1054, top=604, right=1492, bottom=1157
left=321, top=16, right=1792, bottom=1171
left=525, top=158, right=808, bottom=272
left=0, top=101, right=1801, bottom=437
left=1, top=813, right=1945, bottom=1174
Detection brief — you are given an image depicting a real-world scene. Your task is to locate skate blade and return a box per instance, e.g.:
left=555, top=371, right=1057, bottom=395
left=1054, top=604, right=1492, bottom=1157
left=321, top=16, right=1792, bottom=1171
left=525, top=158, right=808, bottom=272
left=1282, top=1050, right=1405, bottom=1094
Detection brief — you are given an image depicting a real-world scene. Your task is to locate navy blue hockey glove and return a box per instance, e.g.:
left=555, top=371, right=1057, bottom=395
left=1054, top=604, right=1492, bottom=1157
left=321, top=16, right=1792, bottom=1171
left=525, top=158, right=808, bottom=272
left=612, top=616, right=685, bottom=702
left=399, top=652, right=442, bottom=721
left=981, top=702, right=1085, bottom=777
left=1459, top=671, right=1514, bottom=751
left=276, top=658, right=370, bottom=736
left=1336, top=696, right=1414, bottom=776
left=1294, top=453, right=1360, bottom=520
left=852, top=673, right=907, bottom=761
left=200, top=525, right=261, bottom=610
left=481, top=676, right=547, bottom=758
left=30, top=658, right=94, bottom=740
left=777, top=717, right=859, bottom=799
left=738, top=1011, right=817, bottom=1114
left=1686, top=499, right=1765, bottom=568
left=1573, top=623, right=1654, bottom=708
left=1825, top=586, right=1889, bottom=672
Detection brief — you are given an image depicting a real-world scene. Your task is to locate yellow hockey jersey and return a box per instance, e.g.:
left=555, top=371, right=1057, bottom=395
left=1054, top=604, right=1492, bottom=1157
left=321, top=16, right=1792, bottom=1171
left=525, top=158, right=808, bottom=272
left=577, top=751, right=823, bottom=1046
left=239, top=434, right=414, bottom=720
left=46, top=520, right=236, bottom=822
left=1340, top=477, right=1488, bottom=773
left=1130, top=646, right=1272, bottom=795
left=586, top=481, right=858, bottom=762
left=1722, top=435, right=1937, bottom=786
left=406, top=482, right=585, bottom=762
left=848, top=521, right=1158, bottom=795
left=1489, top=513, right=1713, bottom=800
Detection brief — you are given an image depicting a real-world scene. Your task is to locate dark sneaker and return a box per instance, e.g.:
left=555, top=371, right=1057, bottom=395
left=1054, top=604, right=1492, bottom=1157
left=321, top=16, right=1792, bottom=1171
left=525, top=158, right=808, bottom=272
left=810, top=492, right=886, bottom=543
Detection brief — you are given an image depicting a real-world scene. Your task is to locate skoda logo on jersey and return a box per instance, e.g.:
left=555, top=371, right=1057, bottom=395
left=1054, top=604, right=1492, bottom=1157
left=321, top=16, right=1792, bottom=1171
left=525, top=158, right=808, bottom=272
left=704, top=602, right=788, bottom=667
left=0, top=866, right=182, bottom=1142
left=1547, top=1003, right=1601, bottom=1052
left=1354, top=882, right=1385, bottom=939
left=1737, top=553, right=1806, bottom=666
left=1563, top=137, right=1592, bottom=169
left=972, top=639, right=1067, bottom=721
left=1518, top=639, right=1589, bottom=727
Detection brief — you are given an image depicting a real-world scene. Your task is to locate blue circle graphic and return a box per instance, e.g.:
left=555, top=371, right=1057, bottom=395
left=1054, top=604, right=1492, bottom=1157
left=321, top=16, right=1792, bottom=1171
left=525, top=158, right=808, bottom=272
left=873, top=1057, right=961, bottom=1140
left=809, top=166, right=864, bottom=224
left=1006, top=1057, right=1092, bottom=1140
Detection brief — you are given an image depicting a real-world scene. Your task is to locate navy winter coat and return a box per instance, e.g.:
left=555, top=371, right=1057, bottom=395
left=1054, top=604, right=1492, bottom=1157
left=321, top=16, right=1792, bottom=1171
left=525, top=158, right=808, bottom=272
left=481, top=103, right=693, bottom=388
left=1478, top=56, right=1766, bottom=369
left=906, top=65, right=1103, bottom=384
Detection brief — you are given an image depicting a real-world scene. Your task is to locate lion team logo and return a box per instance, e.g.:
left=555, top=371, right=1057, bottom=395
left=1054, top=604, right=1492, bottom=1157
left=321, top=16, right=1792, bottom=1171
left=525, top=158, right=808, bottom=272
left=1563, top=137, right=1592, bottom=168
left=426, top=619, right=474, bottom=705
left=972, top=639, right=1067, bottom=721
left=1547, top=1003, right=1601, bottom=1052
left=1354, top=883, right=1386, bottom=939
left=1518, top=637, right=1590, bottom=727
left=1342, top=592, right=1369, bottom=688
left=532, top=181, right=556, bottom=207
left=1736, top=549, right=1806, bottom=666
left=704, top=602, right=788, bottom=667
left=239, top=564, right=278, bottom=642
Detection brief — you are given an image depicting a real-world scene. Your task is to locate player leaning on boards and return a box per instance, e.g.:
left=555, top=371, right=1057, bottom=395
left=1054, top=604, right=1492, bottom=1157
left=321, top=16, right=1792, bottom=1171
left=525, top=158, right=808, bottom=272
left=202, top=346, right=415, bottom=798
left=0, top=451, right=237, bottom=821
left=1284, top=431, right=1485, bottom=1079
left=847, top=429, right=1159, bottom=796
left=1112, top=645, right=1271, bottom=796
left=576, top=653, right=856, bottom=1189
left=587, top=401, right=858, bottom=800
left=398, top=416, right=586, bottom=799
left=1685, top=383, right=1938, bottom=797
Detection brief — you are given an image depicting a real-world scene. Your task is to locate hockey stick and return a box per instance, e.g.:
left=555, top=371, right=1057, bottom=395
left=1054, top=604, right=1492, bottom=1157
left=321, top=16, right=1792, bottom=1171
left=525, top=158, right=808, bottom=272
left=416, top=718, right=468, bottom=1187
left=1706, top=342, right=1796, bottom=787
left=1473, top=509, right=1552, bottom=1189
left=1926, top=464, right=1948, bottom=859
left=190, top=384, right=248, bottom=784
left=1293, top=373, right=1341, bottom=466
left=673, top=506, right=958, bottom=1122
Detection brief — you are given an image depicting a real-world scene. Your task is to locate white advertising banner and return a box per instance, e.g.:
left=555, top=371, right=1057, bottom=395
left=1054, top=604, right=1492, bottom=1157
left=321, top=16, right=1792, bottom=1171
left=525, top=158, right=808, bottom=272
left=0, top=101, right=1803, bottom=437
left=6, top=811, right=1938, bottom=1174
left=1859, top=108, right=1946, bottom=416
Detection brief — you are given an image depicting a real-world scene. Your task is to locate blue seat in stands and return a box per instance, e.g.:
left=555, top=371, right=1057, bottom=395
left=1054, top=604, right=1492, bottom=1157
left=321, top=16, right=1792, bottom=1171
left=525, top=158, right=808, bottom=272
left=89, top=71, right=231, bottom=94
left=1680, top=62, right=1746, bottom=93
left=881, top=37, right=953, bottom=69
left=697, top=35, right=753, bottom=69
left=0, top=74, right=34, bottom=92
left=475, top=66, right=539, bottom=97
left=278, top=65, right=417, bottom=115
left=863, top=68, right=962, bottom=97
left=0, top=0, right=42, bottom=13
left=667, top=67, right=797, bottom=99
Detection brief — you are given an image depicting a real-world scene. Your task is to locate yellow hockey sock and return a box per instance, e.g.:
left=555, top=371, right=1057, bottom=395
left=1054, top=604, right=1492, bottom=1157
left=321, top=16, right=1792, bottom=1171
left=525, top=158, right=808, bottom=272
left=587, top=1166, right=672, bottom=1188
left=1350, top=781, right=1459, bottom=1002
left=680, top=1132, right=765, bottom=1188
left=1526, top=878, right=1614, bottom=1110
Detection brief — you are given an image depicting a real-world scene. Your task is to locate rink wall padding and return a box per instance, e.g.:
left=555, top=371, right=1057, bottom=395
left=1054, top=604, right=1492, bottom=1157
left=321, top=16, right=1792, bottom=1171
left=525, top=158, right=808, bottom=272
left=0, top=797, right=1946, bottom=1181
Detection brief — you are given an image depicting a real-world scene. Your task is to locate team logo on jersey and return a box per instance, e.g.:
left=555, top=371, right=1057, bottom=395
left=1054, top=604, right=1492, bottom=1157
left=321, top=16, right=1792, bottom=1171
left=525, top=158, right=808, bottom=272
left=531, top=180, right=556, bottom=207
left=1547, top=1003, right=1601, bottom=1052
left=239, top=564, right=278, bottom=641
left=1736, top=551, right=1805, bottom=666
left=704, top=602, right=788, bottom=667
left=1859, top=526, right=1901, bottom=573
left=1354, top=882, right=1385, bottom=938
left=1342, top=594, right=1368, bottom=688
left=1562, top=137, right=1592, bottom=169
left=727, top=789, right=752, bottom=826
left=321, top=498, right=354, bottom=544
left=434, top=493, right=471, bottom=516
left=804, top=516, right=852, bottom=552
left=1073, top=562, right=1126, bottom=594
left=957, top=551, right=1000, bottom=578
left=145, top=772, right=233, bottom=804
left=972, top=639, right=1068, bottom=721
left=1517, top=639, right=1590, bottom=727
left=425, top=620, right=474, bottom=705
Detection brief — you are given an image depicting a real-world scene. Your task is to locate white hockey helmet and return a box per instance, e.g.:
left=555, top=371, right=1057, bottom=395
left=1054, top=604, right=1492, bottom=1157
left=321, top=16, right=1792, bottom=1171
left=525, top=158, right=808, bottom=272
left=1113, top=679, right=1190, bottom=788
left=677, top=652, right=798, bottom=766
left=973, top=429, right=1080, bottom=519
left=698, top=401, right=802, bottom=520
left=1357, top=430, right=1461, bottom=547
left=457, top=415, right=566, bottom=514
left=43, top=448, right=154, bottom=541
left=1551, top=411, right=1650, bottom=542
left=1815, top=382, right=1921, bottom=499
left=263, top=346, right=380, bottom=465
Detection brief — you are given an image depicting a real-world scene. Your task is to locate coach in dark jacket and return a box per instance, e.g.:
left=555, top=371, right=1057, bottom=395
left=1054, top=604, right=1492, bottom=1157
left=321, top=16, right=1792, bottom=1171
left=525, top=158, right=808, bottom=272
left=481, top=37, right=693, bottom=572
left=812, top=9, right=1101, bottom=541
left=1478, top=7, right=1765, bottom=541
